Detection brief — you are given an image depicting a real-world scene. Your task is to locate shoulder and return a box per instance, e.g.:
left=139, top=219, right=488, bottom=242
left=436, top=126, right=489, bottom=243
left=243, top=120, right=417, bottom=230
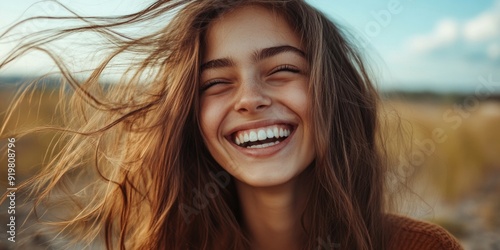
left=386, top=214, right=463, bottom=250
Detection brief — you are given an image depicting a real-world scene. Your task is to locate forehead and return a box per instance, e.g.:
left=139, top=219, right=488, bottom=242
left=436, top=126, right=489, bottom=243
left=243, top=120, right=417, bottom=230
left=203, top=5, right=302, bottom=61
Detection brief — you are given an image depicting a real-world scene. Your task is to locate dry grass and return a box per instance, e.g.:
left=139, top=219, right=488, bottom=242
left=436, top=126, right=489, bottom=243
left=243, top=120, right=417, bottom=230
left=0, top=84, right=64, bottom=182
left=382, top=99, right=500, bottom=201
left=381, top=97, right=500, bottom=247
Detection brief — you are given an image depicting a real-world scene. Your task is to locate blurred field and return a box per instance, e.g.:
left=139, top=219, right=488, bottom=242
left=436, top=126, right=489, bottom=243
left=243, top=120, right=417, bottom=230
left=0, top=81, right=63, bottom=183
left=382, top=94, right=500, bottom=249
left=1, top=81, right=500, bottom=249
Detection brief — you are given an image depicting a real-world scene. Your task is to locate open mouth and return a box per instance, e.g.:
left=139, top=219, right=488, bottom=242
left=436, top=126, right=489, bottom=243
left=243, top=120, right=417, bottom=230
left=230, top=124, right=294, bottom=149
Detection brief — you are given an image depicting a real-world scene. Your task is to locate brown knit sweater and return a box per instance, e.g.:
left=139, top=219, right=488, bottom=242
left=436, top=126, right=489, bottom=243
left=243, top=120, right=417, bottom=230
left=387, top=215, right=463, bottom=250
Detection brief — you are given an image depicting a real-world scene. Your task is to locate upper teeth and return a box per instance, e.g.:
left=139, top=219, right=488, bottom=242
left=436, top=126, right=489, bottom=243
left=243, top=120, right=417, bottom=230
left=234, top=125, right=291, bottom=146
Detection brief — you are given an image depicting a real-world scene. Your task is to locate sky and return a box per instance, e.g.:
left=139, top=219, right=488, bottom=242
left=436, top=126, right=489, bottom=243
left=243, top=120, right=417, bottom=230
left=1, top=0, right=499, bottom=92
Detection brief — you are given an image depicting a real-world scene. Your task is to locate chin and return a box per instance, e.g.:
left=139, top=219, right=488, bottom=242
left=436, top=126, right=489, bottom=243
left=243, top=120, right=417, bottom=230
left=230, top=161, right=309, bottom=188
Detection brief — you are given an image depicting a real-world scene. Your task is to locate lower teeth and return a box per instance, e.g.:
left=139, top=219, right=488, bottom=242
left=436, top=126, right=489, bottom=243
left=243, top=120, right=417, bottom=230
left=247, top=141, right=280, bottom=149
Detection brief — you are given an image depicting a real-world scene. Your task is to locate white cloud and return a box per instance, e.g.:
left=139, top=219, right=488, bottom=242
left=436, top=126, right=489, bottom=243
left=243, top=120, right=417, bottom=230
left=407, top=19, right=459, bottom=53
left=406, top=0, right=500, bottom=56
left=463, top=9, right=500, bottom=42
left=461, top=0, right=500, bottom=43
left=466, top=0, right=500, bottom=38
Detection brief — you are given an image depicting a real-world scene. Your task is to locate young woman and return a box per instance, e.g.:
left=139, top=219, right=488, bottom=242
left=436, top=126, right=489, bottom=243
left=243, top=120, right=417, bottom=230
left=1, top=0, right=463, bottom=249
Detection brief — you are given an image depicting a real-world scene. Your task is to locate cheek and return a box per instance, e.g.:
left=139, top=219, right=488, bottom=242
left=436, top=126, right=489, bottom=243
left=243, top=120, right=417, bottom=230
left=199, top=97, right=224, bottom=143
left=282, top=83, right=310, bottom=119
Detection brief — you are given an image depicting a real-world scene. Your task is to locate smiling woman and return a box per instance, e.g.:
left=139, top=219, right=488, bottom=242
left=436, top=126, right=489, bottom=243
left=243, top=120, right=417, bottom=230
left=0, top=0, right=462, bottom=249
left=200, top=6, right=314, bottom=189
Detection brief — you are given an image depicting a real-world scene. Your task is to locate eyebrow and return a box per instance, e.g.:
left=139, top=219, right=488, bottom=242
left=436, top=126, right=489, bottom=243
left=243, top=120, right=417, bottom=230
left=200, top=45, right=306, bottom=72
left=254, top=45, right=305, bottom=62
left=200, top=58, right=236, bottom=72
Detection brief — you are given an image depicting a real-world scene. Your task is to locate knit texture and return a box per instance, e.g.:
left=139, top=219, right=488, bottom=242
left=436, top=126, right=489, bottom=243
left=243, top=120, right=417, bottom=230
left=388, top=214, right=463, bottom=250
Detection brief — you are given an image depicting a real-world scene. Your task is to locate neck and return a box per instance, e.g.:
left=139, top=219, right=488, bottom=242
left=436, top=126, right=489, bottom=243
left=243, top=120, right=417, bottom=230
left=236, top=173, right=311, bottom=250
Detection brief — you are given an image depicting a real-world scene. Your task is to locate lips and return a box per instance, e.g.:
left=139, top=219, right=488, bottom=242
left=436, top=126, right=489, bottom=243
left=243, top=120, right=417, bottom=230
left=230, top=124, right=294, bottom=149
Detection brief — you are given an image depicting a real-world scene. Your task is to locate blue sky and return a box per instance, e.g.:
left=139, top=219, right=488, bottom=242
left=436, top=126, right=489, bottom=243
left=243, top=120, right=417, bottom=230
left=308, top=0, right=500, bottom=92
left=1, top=0, right=499, bottom=92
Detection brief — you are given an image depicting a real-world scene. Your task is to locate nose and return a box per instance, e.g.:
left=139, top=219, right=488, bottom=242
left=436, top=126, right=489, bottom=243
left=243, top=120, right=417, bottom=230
left=233, top=80, right=271, bottom=113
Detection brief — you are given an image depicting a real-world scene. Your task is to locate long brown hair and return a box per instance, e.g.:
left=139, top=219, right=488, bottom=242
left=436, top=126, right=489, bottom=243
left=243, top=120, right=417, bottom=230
left=1, top=0, right=390, bottom=249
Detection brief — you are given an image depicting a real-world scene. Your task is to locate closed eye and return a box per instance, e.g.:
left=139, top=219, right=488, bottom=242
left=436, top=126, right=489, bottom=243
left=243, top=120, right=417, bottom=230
left=269, top=64, right=301, bottom=75
left=200, top=79, right=229, bottom=92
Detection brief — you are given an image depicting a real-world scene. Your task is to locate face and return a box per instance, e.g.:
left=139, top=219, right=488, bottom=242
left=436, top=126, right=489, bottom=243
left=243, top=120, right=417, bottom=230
left=199, top=5, right=315, bottom=187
